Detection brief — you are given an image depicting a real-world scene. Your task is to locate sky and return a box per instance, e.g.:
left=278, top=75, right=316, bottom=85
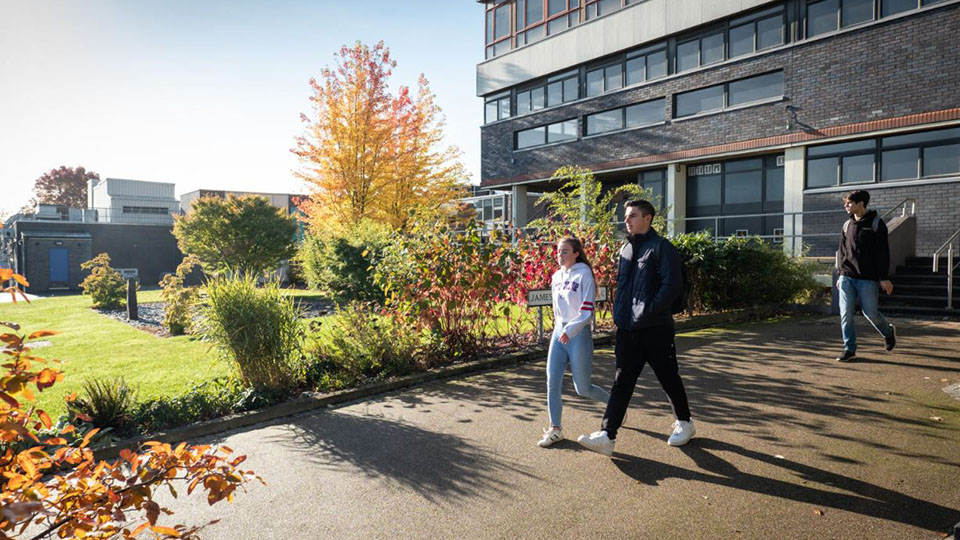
left=0, top=0, right=485, bottom=216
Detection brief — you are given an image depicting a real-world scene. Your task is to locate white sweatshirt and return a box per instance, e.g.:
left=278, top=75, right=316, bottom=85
left=551, top=262, right=596, bottom=338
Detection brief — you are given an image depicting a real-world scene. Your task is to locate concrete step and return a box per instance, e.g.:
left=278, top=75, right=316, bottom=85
left=893, top=284, right=960, bottom=296
left=880, top=305, right=960, bottom=320
left=879, top=294, right=951, bottom=308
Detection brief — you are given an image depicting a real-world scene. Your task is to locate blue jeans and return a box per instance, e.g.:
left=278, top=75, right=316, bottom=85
left=838, top=275, right=893, bottom=353
left=546, top=327, right=610, bottom=428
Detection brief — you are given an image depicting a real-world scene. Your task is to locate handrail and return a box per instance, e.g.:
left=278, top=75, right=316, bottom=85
left=880, top=198, right=917, bottom=221
left=932, top=227, right=960, bottom=309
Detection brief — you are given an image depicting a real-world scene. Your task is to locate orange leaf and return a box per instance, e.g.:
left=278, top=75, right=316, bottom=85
left=13, top=274, right=29, bottom=287
left=0, top=268, right=11, bottom=281
left=80, top=428, right=100, bottom=448
left=129, top=522, right=149, bottom=537
left=27, top=330, right=58, bottom=340
left=150, top=525, right=181, bottom=537
left=38, top=411, right=52, bottom=430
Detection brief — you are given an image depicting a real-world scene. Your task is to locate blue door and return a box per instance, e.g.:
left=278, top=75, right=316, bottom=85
left=49, top=248, right=69, bottom=285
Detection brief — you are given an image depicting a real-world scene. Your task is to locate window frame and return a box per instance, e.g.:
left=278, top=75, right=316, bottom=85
left=484, top=91, right=512, bottom=124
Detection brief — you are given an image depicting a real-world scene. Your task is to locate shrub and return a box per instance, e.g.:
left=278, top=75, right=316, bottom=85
left=305, top=302, right=418, bottom=389
left=79, top=252, right=126, bottom=309
left=66, top=377, right=137, bottom=435
left=199, top=276, right=305, bottom=390
left=130, top=377, right=289, bottom=434
left=374, top=220, right=518, bottom=359
left=296, top=219, right=392, bottom=305
left=159, top=255, right=201, bottom=334
left=673, top=231, right=818, bottom=312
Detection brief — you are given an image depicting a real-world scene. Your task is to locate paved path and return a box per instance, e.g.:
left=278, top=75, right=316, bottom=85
left=159, top=316, right=960, bottom=539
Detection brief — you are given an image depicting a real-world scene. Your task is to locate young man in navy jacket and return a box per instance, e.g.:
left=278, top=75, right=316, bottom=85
left=578, top=200, right=695, bottom=456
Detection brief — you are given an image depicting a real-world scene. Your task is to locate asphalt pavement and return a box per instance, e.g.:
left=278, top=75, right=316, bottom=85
left=156, top=315, right=960, bottom=539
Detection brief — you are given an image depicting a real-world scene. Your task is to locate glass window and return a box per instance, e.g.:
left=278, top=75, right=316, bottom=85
left=882, top=0, right=918, bottom=16
left=765, top=161, right=785, bottom=201
left=725, top=171, right=763, bottom=204
left=842, top=0, right=874, bottom=26
left=881, top=148, right=919, bottom=180
left=841, top=154, right=875, bottom=183
left=486, top=10, right=494, bottom=43
left=598, top=0, right=619, bottom=15
left=605, top=64, right=622, bottom=92
left=563, top=77, right=578, bottom=102
left=530, top=87, right=545, bottom=110
left=517, top=90, right=531, bottom=115
left=517, top=127, right=546, bottom=149
left=517, top=0, right=526, bottom=29
left=675, top=85, right=724, bottom=117
left=625, top=56, right=644, bottom=86
left=677, top=40, right=699, bottom=72
left=548, top=119, right=578, bottom=143
left=495, top=5, right=511, bottom=39
left=587, top=110, right=623, bottom=135
left=586, top=69, right=603, bottom=97
left=688, top=174, right=722, bottom=207
left=498, top=96, right=510, bottom=120
left=808, top=0, right=839, bottom=37
left=701, top=32, right=724, bottom=65
left=646, top=50, right=667, bottom=79
left=485, top=101, right=498, bottom=124
left=724, top=158, right=762, bottom=173
left=547, top=81, right=562, bottom=106
left=883, top=127, right=960, bottom=146
left=527, top=0, right=543, bottom=23
left=549, top=0, right=567, bottom=16
left=756, top=15, right=784, bottom=49
left=807, top=157, right=839, bottom=187
left=923, top=144, right=960, bottom=176
left=547, top=16, right=567, bottom=34
left=729, top=23, right=754, bottom=58
left=807, top=139, right=876, bottom=157
left=728, top=71, right=783, bottom=107
left=626, top=99, right=663, bottom=127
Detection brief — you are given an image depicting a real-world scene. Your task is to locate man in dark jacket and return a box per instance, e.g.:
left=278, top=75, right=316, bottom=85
left=835, top=189, right=896, bottom=362
left=578, top=200, right=694, bottom=456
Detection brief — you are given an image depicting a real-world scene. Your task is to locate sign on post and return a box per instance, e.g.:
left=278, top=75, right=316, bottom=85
left=527, top=287, right=608, bottom=339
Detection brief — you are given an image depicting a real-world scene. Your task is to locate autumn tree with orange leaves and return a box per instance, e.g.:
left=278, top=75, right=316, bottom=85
left=0, top=269, right=260, bottom=540
left=292, top=41, right=466, bottom=233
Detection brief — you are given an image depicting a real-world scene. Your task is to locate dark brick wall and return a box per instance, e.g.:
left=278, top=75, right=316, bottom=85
left=14, top=222, right=184, bottom=292
left=480, top=4, right=960, bottom=183
left=803, top=182, right=960, bottom=258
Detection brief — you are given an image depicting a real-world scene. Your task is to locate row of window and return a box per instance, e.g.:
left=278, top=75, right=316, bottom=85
left=806, top=0, right=948, bottom=38
left=484, top=0, right=947, bottom=124
left=485, top=0, right=641, bottom=58
left=806, top=126, right=960, bottom=187
left=122, top=206, right=170, bottom=215
left=515, top=71, right=784, bottom=149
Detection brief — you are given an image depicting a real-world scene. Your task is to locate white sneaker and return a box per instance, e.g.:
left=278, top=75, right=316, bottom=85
left=577, top=430, right=615, bottom=456
left=537, top=427, right=563, bottom=448
left=667, top=420, right=696, bottom=447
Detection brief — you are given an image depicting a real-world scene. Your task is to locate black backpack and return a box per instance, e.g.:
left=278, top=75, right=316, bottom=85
left=652, top=237, right=690, bottom=315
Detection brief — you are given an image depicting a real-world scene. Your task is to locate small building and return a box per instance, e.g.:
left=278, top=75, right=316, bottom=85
left=87, top=178, right=180, bottom=225
left=179, top=189, right=304, bottom=216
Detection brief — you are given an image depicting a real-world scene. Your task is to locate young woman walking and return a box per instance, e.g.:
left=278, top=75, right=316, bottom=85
left=538, top=237, right=611, bottom=447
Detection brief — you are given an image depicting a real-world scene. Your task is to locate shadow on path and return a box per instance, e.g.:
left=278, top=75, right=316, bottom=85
left=270, top=411, right=538, bottom=504
left=613, top=431, right=960, bottom=534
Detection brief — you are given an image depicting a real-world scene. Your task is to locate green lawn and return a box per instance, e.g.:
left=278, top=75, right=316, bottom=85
left=0, top=291, right=228, bottom=418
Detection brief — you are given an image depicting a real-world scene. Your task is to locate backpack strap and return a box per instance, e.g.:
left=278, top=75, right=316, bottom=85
left=872, top=214, right=880, bottom=232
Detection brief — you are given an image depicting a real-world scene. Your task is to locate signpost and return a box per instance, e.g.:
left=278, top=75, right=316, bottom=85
left=527, top=286, right=608, bottom=339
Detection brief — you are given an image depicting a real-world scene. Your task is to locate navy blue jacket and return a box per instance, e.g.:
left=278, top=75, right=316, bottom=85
left=613, top=229, right=683, bottom=330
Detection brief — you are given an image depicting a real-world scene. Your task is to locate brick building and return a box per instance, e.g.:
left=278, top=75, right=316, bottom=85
left=477, top=0, right=960, bottom=256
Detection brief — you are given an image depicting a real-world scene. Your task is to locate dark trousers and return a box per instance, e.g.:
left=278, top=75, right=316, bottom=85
left=601, top=325, right=691, bottom=440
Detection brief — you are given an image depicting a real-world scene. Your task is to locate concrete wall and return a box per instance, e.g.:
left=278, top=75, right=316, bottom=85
left=480, top=5, right=960, bottom=184
left=477, top=0, right=776, bottom=95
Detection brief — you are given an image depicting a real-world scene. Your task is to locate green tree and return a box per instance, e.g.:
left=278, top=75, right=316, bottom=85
left=173, top=195, right=297, bottom=278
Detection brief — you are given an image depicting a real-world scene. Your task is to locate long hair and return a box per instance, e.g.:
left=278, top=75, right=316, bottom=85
left=559, top=236, right=596, bottom=284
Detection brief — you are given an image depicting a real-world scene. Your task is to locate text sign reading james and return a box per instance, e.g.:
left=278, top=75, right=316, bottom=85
left=527, top=286, right=608, bottom=307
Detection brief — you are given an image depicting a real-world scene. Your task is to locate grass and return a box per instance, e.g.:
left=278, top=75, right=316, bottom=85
left=0, top=291, right=228, bottom=418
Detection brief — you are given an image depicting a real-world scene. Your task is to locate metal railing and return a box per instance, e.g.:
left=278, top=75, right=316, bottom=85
left=6, top=207, right=177, bottom=226
left=932, top=228, right=960, bottom=309
left=880, top=198, right=917, bottom=221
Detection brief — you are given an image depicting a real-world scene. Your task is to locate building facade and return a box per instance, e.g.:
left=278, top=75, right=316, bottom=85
left=88, top=178, right=180, bottom=225
left=478, top=0, right=960, bottom=256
